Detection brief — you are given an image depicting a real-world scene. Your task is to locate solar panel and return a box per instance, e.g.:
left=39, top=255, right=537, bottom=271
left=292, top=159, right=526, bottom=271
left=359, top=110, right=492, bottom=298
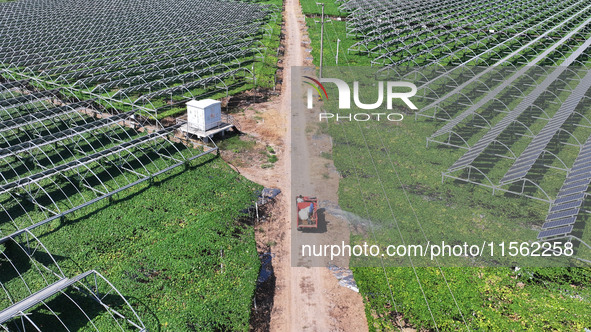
left=571, top=163, right=591, bottom=173
left=554, top=192, right=586, bottom=205
left=527, top=139, right=550, bottom=150
left=0, top=80, right=28, bottom=91
left=546, top=208, right=579, bottom=221
left=542, top=216, right=576, bottom=230
left=576, top=159, right=591, bottom=168
left=507, top=164, right=531, bottom=174
left=0, top=111, right=133, bottom=159
left=412, top=4, right=591, bottom=120
left=0, top=101, right=90, bottom=133
left=0, top=123, right=185, bottom=197
left=537, top=225, right=573, bottom=239
left=447, top=65, right=575, bottom=172
left=558, top=185, right=588, bottom=198
left=541, top=135, right=591, bottom=234
left=564, top=172, right=591, bottom=185
left=576, top=150, right=591, bottom=159
left=516, top=154, right=539, bottom=164
left=501, top=170, right=529, bottom=183
left=574, top=155, right=591, bottom=166
left=429, top=20, right=591, bottom=139
left=0, top=90, right=57, bottom=108
left=549, top=200, right=583, bottom=213
left=569, top=167, right=591, bottom=178
left=449, top=158, right=473, bottom=171
left=561, top=179, right=590, bottom=191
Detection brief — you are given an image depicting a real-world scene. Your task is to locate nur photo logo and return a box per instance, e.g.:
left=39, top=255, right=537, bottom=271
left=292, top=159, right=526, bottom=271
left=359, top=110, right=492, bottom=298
left=303, top=76, right=418, bottom=110
left=303, top=75, right=418, bottom=122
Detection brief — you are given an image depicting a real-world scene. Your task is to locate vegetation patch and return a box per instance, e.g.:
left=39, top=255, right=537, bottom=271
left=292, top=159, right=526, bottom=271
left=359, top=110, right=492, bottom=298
left=34, top=156, right=262, bottom=331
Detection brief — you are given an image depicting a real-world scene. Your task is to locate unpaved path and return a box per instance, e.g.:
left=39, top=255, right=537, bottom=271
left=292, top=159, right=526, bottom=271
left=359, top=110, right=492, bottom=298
left=229, top=0, right=369, bottom=331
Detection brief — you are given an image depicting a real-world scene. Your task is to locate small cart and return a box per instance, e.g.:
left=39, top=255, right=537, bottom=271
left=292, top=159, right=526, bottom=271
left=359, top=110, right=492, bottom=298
left=296, top=195, right=318, bottom=231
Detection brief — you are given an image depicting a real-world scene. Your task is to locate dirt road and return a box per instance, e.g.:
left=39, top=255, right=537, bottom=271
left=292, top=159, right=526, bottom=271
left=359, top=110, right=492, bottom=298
left=230, top=0, right=369, bottom=331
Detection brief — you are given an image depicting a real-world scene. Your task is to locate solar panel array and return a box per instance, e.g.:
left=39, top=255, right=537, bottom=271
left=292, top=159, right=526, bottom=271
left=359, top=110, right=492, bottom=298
left=0, top=0, right=278, bottom=327
left=380, top=0, right=591, bottom=120
left=0, top=0, right=278, bottom=115
left=0, top=71, right=215, bottom=329
left=446, top=45, right=591, bottom=173
left=427, top=17, right=591, bottom=140
left=500, top=71, right=591, bottom=184
left=340, top=0, right=591, bottom=242
left=539, top=136, right=591, bottom=239
left=341, top=0, right=590, bottom=68
left=0, top=78, right=217, bottom=240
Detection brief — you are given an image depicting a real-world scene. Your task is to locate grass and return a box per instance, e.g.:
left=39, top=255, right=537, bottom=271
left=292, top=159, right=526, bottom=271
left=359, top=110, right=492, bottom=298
left=216, top=134, right=257, bottom=153
left=355, top=266, right=591, bottom=331
left=304, top=18, right=373, bottom=67
left=300, top=1, right=344, bottom=17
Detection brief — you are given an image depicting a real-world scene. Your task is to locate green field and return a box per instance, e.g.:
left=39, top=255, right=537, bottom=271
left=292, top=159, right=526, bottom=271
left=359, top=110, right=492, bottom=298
left=300, top=0, right=342, bottom=17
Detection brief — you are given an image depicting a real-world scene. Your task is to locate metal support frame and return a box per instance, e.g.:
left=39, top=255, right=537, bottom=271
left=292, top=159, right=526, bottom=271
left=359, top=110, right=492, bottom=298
left=0, top=230, right=146, bottom=331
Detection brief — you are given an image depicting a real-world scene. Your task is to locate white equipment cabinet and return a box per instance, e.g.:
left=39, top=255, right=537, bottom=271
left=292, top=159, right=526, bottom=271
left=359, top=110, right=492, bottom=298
left=186, top=99, right=222, bottom=131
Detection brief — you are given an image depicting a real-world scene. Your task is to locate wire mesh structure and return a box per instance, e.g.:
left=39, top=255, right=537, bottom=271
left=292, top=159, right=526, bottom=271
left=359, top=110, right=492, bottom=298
left=0, top=71, right=219, bottom=328
left=0, top=0, right=279, bottom=116
left=0, top=81, right=218, bottom=240
left=0, top=230, right=146, bottom=331
left=341, top=0, right=591, bottom=68
left=339, top=0, right=591, bottom=244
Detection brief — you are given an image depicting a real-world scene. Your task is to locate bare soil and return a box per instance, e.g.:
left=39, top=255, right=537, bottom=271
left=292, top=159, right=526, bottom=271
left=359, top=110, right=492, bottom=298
left=224, top=0, right=369, bottom=331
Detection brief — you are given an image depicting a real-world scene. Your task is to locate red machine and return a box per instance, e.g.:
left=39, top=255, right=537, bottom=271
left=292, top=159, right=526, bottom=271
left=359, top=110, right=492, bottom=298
left=296, top=195, right=318, bottom=230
